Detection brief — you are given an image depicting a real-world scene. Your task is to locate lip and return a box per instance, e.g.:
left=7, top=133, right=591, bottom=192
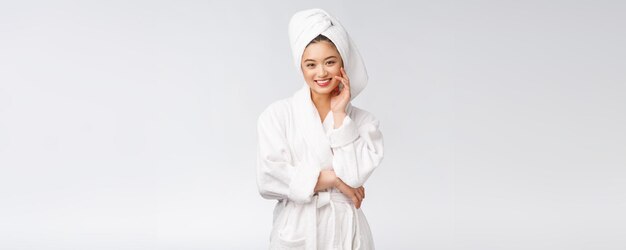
left=314, top=78, right=332, bottom=87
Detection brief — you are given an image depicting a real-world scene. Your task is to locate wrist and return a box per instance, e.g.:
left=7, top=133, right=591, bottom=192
left=333, top=112, right=346, bottom=128
left=333, top=110, right=346, bottom=117
left=333, top=177, right=342, bottom=188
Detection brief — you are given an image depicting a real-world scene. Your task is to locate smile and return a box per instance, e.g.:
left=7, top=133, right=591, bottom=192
left=315, top=78, right=331, bottom=87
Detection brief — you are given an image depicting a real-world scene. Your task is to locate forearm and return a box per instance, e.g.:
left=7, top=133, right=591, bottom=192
left=314, top=170, right=338, bottom=192
left=333, top=112, right=346, bottom=128
left=329, top=116, right=384, bottom=188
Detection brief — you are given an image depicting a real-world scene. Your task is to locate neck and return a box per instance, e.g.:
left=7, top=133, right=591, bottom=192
left=310, top=91, right=331, bottom=121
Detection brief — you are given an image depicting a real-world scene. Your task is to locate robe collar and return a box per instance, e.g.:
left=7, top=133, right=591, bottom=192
left=292, top=84, right=352, bottom=170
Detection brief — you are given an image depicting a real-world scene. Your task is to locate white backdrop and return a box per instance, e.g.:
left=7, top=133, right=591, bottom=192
left=1, top=0, right=625, bottom=249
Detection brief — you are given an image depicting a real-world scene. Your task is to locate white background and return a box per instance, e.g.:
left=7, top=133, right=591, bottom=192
left=1, top=0, right=625, bottom=249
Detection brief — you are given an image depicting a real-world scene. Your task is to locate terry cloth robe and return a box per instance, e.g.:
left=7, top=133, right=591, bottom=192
left=256, top=8, right=384, bottom=249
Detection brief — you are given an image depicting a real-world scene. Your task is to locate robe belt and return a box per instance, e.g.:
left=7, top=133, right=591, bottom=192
left=306, top=190, right=358, bottom=249
left=315, top=190, right=352, bottom=208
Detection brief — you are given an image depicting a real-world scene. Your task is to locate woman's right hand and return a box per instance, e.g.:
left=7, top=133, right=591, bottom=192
left=334, top=178, right=365, bottom=209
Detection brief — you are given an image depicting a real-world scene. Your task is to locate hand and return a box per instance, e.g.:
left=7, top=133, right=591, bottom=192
left=334, top=178, right=365, bottom=209
left=330, top=67, right=351, bottom=114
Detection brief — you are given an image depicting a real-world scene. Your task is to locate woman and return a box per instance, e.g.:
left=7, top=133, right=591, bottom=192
left=256, top=8, right=384, bottom=249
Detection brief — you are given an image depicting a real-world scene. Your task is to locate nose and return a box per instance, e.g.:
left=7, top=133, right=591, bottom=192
left=316, top=66, right=328, bottom=78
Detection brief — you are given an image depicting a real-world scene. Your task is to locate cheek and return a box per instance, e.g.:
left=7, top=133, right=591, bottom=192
left=329, top=67, right=342, bottom=77
left=302, top=69, right=314, bottom=79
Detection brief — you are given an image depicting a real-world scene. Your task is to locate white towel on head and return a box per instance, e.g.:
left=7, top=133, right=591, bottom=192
left=288, top=8, right=368, bottom=100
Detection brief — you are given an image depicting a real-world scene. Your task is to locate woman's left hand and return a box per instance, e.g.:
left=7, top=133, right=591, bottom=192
left=330, top=67, right=351, bottom=114
left=334, top=178, right=365, bottom=209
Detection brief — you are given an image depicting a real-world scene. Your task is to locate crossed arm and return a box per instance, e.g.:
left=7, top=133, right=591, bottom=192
left=257, top=106, right=383, bottom=208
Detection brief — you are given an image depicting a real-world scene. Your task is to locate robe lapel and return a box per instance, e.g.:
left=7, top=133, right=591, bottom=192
left=292, top=85, right=334, bottom=169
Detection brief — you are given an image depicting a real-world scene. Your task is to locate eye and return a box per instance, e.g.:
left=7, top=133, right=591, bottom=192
left=326, top=61, right=335, bottom=65
left=306, top=63, right=315, bottom=68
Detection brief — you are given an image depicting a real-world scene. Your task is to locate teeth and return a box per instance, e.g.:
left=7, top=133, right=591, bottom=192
left=316, top=79, right=330, bottom=83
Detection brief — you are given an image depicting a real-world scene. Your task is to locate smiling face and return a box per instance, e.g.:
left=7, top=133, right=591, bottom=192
left=300, top=40, right=344, bottom=97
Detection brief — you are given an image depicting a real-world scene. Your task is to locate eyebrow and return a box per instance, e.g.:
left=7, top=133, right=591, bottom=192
left=303, top=56, right=338, bottom=62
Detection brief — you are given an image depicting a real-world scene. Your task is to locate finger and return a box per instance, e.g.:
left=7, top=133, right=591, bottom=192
left=355, top=189, right=363, bottom=201
left=352, top=195, right=360, bottom=208
left=352, top=196, right=359, bottom=206
left=334, top=76, right=350, bottom=92
left=338, top=75, right=350, bottom=89
left=341, top=67, right=350, bottom=82
left=335, top=73, right=349, bottom=85
left=361, top=187, right=365, bottom=199
left=334, top=75, right=345, bottom=84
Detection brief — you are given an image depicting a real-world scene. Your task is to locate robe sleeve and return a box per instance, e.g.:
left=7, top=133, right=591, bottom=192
left=256, top=104, right=321, bottom=203
left=328, top=111, right=384, bottom=188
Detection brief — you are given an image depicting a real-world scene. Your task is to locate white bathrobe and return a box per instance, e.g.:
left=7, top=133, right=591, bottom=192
left=256, top=8, right=384, bottom=250
left=257, top=85, right=384, bottom=249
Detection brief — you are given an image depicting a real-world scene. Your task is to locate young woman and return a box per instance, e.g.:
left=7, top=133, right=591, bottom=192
left=256, top=8, right=384, bottom=249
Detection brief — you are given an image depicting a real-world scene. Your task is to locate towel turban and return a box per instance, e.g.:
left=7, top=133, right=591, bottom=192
left=288, top=8, right=368, bottom=100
